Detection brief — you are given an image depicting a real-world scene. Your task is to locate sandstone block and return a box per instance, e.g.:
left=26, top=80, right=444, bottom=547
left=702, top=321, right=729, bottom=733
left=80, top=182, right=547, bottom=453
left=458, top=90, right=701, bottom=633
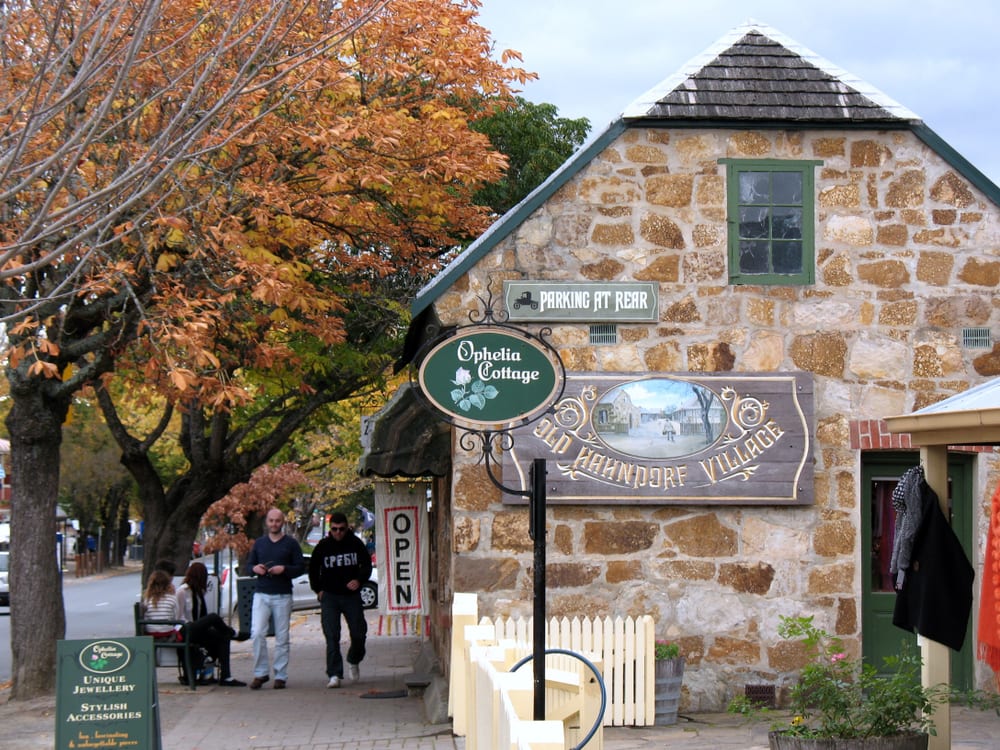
left=584, top=520, right=658, bottom=554
left=807, top=562, right=854, bottom=594
left=592, top=223, right=635, bottom=246
left=850, top=140, right=890, bottom=167
left=665, top=297, right=701, bottom=323
left=916, top=251, right=954, bottom=285
left=655, top=560, right=716, bottom=581
left=876, top=224, right=908, bottom=246
left=930, top=172, right=976, bottom=207
left=958, top=258, right=1000, bottom=287
left=819, top=184, right=860, bottom=208
left=687, top=342, right=735, bottom=372
left=848, top=334, right=907, bottom=379
left=453, top=556, right=521, bottom=592
left=824, top=215, right=874, bottom=245
left=857, top=259, right=909, bottom=288
left=546, top=561, right=602, bottom=588
left=634, top=254, right=681, bottom=282
left=606, top=560, right=643, bottom=583
left=581, top=257, right=625, bottom=280
left=741, top=331, right=784, bottom=371
left=728, top=131, right=771, bottom=156
left=885, top=170, right=925, bottom=208
left=812, top=137, right=846, bottom=158
left=707, top=635, right=761, bottom=665
left=491, top=512, right=532, bottom=552
left=646, top=174, right=695, bottom=207
left=453, top=516, right=480, bottom=552
left=454, top=466, right=498, bottom=510
left=813, top=519, right=856, bottom=556
left=790, top=332, right=847, bottom=377
left=625, top=144, right=667, bottom=164
left=718, top=562, right=775, bottom=594
left=973, top=345, right=1000, bottom=376
left=665, top=515, right=737, bottom=557
left=820, top=253, right=853, bottom=286
left=682, top=250, right=726, bottom=281
left=644, top=342, right=683, bottom=371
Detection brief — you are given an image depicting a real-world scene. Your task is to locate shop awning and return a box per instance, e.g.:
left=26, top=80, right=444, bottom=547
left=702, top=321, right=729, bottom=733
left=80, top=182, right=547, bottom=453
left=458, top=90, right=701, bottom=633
left=358, top=382, right=451, bottom=478
left=884, top=377, right=1000, bottom=445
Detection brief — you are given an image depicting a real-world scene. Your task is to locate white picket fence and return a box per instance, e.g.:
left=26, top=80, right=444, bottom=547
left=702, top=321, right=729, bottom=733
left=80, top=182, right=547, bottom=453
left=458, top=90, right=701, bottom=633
left=478, top=613, right=656, bottom=727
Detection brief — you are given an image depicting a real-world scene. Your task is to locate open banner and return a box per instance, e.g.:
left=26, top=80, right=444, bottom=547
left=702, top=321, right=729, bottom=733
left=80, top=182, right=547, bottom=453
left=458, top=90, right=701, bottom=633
left=375, top=482, right=429, bottom=616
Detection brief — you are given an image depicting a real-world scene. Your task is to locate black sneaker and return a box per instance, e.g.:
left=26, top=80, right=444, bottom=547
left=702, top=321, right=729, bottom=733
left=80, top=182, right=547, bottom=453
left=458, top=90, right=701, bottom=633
left=219, top=678, right=247, bottom=687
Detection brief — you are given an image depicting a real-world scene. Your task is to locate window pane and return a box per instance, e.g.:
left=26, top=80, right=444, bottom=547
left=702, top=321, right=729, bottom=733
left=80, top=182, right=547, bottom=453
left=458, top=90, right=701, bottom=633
left=739, top=207, right=769, bottom=239
left=739, top=240, right=770, bottom=273
left=772, top=207, right=802, bottom=239
left=773, top=241, right=803, bottom=273
left=772, top=172, right=802, bottom=204
left=739, top=172, right=770, bottom=204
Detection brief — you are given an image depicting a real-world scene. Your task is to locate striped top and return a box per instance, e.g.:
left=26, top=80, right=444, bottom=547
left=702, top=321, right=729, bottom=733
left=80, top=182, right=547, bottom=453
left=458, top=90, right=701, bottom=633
left=142, top=594, right=180, bottom=635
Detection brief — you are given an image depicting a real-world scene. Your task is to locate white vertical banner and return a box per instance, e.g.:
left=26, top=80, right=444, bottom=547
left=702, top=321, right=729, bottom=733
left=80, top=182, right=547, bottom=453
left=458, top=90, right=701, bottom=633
left=375, top=482, right=429, bottom=616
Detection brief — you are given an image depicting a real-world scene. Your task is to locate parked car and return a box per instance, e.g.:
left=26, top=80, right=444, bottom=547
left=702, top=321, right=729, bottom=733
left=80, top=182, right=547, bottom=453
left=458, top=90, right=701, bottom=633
left=0, top=550, right=9, bottom=607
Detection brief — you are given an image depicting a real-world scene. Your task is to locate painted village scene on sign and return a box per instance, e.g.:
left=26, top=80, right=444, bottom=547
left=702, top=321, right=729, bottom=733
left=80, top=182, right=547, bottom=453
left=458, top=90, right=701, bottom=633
left=503, top=372, right=814, bottom=505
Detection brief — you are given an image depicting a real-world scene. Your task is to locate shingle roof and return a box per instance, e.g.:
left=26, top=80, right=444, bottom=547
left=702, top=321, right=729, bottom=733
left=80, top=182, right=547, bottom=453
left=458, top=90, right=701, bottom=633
left=623, top=21, right=919, bottom=123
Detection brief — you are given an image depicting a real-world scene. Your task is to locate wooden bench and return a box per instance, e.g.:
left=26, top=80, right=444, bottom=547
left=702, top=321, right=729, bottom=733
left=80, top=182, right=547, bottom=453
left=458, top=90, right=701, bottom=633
left=133, top=602, right=197, bottom=690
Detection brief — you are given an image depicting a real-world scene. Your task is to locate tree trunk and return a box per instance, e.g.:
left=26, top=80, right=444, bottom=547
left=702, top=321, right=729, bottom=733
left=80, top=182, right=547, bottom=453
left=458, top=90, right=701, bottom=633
left=4, top=374, right=71, bottom=699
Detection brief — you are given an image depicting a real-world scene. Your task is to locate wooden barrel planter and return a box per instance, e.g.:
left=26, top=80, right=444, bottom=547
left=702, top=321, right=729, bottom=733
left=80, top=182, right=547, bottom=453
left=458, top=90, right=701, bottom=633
left=768, top=731, right=929, bottom=750
left=653, top=656, right=685, bottom=725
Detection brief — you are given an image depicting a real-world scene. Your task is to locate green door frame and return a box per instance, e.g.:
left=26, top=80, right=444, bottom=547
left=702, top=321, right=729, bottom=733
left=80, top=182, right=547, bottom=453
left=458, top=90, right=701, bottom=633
left=860, top=451, right=974, bottom=690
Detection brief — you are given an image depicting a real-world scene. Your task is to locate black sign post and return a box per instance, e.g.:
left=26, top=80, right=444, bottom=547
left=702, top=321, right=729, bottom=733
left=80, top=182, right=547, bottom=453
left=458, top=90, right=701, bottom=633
left=529, top=458, right=547, bottom=721
left=412, top=297, right=566, bottom=724
left=56, top=637, right=160, bottom=750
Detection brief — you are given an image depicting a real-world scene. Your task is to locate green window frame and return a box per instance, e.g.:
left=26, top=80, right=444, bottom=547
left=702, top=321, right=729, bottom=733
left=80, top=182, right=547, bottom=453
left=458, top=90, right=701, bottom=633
left=721, top=158, right=820, bottom=285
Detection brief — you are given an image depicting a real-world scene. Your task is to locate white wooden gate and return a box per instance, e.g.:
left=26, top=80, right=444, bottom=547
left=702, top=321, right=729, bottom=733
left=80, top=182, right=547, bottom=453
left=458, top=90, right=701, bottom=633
left=479, top=614, right=656, bottom=726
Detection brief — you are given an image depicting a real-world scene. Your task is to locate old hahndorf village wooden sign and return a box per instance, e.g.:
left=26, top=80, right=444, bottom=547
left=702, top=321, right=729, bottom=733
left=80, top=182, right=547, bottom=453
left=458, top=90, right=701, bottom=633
left=502, top=372, right=814, bottom=505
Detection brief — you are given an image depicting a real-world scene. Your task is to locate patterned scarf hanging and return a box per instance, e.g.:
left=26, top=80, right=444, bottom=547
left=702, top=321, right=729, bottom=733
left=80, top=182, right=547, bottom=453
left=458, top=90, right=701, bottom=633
left=977, top=479, right=1000, bottom=688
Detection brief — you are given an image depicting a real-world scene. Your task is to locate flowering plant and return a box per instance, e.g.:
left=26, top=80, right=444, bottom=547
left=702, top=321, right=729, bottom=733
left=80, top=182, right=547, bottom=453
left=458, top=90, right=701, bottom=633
left=655, top=640, right=680, bottom=661
left=770, top=615, right=942, bottom=739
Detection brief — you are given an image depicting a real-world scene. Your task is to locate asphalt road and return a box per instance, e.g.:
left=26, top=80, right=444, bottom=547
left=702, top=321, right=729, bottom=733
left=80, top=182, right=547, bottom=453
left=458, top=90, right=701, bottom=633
left=0, top=570, right=141, bottom=682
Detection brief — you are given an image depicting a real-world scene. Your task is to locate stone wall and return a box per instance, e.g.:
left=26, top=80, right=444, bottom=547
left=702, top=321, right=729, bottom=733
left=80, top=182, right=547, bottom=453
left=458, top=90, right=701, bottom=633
left=430, top=125, right=1000, bottom=710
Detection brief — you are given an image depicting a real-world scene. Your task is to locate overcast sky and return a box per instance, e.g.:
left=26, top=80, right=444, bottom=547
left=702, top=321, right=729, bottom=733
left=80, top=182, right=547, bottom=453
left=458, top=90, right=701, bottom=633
left=476, top=1, right=1000, bottom=186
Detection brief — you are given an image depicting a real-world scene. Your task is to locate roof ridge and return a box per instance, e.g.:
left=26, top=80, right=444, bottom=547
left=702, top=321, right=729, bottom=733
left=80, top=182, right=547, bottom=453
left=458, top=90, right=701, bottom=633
left=622, top=20, right=920, bottom=121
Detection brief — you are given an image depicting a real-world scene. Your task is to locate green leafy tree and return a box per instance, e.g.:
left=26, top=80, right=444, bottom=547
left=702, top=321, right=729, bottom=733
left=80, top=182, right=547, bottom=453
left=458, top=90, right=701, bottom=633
left=58, top=398, right=137, bottom=566
left=473, top=97, right=590, bottom=215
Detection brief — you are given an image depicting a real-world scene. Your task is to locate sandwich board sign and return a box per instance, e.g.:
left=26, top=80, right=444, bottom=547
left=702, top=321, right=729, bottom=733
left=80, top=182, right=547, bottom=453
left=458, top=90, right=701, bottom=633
left=56, top=636, right=160, bottom=749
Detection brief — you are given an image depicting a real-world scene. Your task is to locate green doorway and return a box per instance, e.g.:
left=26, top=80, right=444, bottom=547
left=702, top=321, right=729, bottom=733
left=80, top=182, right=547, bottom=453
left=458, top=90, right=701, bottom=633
left=861, top=452, right=974, bottom=690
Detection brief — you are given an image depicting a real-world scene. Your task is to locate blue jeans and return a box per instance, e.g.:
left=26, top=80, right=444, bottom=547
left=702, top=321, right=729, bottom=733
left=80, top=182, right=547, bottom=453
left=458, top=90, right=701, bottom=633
left=320, top=592, right=367, bottom=678
left=251, top=592, right=292, bottom=681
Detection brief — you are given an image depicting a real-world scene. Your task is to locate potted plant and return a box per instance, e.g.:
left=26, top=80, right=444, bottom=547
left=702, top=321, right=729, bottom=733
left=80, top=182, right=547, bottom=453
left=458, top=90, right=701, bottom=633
left=654, top=639, right=685, bottom=726
left=765, top=615, right=943, bottom=750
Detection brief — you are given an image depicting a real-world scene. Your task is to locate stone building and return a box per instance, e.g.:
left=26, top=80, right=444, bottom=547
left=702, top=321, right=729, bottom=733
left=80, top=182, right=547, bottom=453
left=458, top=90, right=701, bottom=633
left=375, top=22, right=1000, bottom=711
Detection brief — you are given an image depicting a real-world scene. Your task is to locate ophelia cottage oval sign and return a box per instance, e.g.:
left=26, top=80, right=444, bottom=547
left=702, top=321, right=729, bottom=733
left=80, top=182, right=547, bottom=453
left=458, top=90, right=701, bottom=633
left=417, top=326, right=564, bottom=429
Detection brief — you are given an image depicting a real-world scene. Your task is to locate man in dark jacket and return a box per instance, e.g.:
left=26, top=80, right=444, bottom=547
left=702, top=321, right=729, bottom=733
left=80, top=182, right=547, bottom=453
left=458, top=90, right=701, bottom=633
left=247, top=507, right=305, bottom=690
left=309, top=512, right=373, bottom=688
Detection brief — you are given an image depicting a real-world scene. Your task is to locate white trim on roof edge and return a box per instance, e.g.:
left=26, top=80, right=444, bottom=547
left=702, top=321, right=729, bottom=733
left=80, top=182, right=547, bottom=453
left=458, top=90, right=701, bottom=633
left=622, top=20, right=920, bottom=122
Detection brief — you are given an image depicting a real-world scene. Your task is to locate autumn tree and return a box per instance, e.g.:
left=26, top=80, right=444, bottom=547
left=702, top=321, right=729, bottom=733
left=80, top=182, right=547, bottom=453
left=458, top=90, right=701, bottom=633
left=200, top=463, right=313, bottom=557
left=0, top=0, right=531, bottom=698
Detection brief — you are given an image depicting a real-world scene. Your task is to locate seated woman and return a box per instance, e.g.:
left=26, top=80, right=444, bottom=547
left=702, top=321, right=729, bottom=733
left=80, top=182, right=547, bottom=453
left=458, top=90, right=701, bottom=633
left=176, top=561, right=246, bottom=687
left=142, top=569, right=182, bottom=638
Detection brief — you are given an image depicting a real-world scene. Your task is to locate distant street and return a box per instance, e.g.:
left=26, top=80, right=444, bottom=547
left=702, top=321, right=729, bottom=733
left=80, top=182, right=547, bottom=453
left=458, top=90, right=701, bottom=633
left=0, top=569, right=140, bottom=682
